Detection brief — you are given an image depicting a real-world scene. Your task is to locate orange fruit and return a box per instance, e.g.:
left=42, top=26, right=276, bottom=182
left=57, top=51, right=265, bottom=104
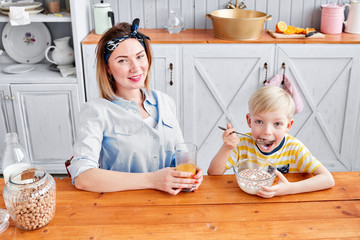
left=295, top=27, right=305, bottom=34
left=284, top=26, right=296, bottom=35
left=276, top=21, right=287, bottom=33
left=305, top=27, right=316, bottom=35
left=276, top=21, right=316, bottom=35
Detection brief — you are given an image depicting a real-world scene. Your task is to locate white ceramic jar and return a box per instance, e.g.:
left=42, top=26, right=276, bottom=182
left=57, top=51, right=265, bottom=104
left=45, top=36, right=74, bottom=66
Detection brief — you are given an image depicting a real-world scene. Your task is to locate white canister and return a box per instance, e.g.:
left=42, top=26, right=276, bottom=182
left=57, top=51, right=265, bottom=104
left=93, top=2, right=114, bottom=35
left=345, top=0, right=360, bottom=34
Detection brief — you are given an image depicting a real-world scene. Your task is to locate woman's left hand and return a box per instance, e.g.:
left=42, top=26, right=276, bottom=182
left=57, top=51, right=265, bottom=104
left=191, top=167, right=204, bottom=192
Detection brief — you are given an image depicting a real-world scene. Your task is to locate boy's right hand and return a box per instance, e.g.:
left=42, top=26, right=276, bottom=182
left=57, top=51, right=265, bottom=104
left=222, top=123, right=240, bottom=150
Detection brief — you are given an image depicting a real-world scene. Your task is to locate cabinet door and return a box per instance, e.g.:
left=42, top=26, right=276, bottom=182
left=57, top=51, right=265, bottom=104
left=82, top=44, right=180, bottom=108
left=150, top=44, right=181, bottom=120
left=10, top=84, right=80, bottom=173
left=82, top=44, right=98, bottom=101
left=0, top=84, right=16, bottom=167
left=276, top=44, right=360, bottom=171
left=183, top=44, right=275, bottom=173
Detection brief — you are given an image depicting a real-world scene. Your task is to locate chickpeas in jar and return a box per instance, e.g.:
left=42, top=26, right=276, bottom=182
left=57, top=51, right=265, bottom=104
left=3, top=166, right=56, bottom=231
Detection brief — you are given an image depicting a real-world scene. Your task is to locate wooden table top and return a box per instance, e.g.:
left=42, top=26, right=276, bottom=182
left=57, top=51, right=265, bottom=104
left=82, top=29, right=360, bottom=45
left=1, top=172, right=360, bottom=239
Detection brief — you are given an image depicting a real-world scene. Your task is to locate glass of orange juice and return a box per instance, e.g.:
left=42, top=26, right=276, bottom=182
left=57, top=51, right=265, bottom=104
left=174, top=142, right=198, bottom=192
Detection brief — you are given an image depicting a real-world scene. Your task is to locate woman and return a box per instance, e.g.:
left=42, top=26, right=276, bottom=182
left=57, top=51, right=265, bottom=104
left=67, top=19, right=203, bottom=195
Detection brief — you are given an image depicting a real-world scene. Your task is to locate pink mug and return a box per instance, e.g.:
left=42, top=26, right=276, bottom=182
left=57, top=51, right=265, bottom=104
left=320, top=3, right=344, bottom=34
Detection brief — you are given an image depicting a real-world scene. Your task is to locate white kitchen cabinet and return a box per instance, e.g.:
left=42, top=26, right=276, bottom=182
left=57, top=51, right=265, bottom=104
left=0, top=83, right=80, bottom=173
left=0, top=85, right=15, bottom=158
left=82, top=44, right=181, bottom=116
left=181, top=43, right=360, bottom=173
left=81, top=37, right=360, bottom=173
left=276, top=44, right=360, bottom=171
left=356, top=113, right=360, bottom=171
left=182, top=44, right=275, bottom=173
left=0, top=0, right=91, bottom=173
left=150, top=44, right=181, bottom=122
left=82, top=43, right=98, bottom=100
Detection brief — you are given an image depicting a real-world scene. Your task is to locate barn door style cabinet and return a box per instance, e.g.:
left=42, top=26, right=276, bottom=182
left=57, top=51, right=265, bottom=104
left=0, top=0, right=91, bottom=173
left=182, top=44, right=275, bottom=172
left=182, top=44, right=360, bottom=173
left=276, top=44, right=360, bottom=172
left=81, top=32, right=360, bottom=173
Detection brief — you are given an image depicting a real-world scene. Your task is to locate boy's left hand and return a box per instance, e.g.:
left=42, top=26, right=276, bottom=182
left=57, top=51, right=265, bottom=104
left=256, top=170, right=290, bottom=198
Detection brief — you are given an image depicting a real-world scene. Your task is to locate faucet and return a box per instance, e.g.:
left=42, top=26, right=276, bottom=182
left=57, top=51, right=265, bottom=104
left=227, top=0, right=246, bottom=9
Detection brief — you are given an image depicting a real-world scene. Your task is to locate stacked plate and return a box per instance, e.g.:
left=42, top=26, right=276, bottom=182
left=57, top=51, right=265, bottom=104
left=0, top=1, right=43, bottom=16
left=2, top=22, right=51, bottom=64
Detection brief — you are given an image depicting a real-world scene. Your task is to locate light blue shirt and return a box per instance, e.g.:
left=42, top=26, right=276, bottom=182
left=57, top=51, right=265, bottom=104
left=68, top=89, right=184, bottom=182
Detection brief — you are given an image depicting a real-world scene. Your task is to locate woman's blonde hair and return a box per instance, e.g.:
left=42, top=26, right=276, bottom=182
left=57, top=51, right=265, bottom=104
left=248, top=86, right=295, bottom=119
left=96, top=22, right=152, bottom=101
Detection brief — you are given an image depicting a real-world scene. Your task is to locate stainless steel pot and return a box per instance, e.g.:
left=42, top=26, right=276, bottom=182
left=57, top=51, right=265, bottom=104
left=206, top=9, right=272, bottom=40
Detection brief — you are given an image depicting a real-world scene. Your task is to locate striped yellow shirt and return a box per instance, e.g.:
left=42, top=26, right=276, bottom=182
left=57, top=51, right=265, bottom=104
left=226, top=133, right=322, bottom=173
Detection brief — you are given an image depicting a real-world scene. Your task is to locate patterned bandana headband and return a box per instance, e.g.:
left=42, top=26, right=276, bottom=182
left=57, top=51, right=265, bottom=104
left=104, top=18, right=150, bottom=63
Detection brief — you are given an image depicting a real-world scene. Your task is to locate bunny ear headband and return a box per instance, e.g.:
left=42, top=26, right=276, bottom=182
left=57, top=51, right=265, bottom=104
left=264, top=74, right=304, bottom=114
left=103, top=18, right=150, bottom=63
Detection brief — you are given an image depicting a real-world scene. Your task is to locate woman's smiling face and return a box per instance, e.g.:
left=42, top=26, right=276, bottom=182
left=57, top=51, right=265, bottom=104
left=247, top=110, right=294, bottom=152
left=106, top=38, right=149, bottom=94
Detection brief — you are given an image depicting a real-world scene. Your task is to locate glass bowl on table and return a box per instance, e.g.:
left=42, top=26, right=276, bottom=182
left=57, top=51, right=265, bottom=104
left=233, top=158, right=276, bottom=195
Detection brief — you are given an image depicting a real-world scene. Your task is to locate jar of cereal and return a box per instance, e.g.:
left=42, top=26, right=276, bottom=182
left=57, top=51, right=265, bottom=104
left=2, top=166, right=56, bottom=231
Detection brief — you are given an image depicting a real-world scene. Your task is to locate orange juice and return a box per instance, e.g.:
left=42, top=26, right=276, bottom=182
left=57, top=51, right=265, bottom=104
left=176, top=163, right=196, bottom=175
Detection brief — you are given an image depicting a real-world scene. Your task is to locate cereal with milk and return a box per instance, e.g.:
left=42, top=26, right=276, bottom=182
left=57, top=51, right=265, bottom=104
left=236, top=168, right=273, bottom=195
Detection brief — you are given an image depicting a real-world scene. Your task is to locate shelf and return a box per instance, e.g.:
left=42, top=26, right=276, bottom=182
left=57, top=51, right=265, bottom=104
left=0, top=12, right=71, bottom=23
left=0, top=63, right=77, bottom=84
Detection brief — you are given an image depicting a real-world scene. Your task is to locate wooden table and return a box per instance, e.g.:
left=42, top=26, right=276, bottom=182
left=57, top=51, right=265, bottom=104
left=1, top=172, right=360, bottom=239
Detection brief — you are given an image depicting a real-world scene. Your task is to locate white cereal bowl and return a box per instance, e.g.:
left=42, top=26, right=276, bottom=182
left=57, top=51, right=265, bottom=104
left=233, top=158, right=276, bottom=195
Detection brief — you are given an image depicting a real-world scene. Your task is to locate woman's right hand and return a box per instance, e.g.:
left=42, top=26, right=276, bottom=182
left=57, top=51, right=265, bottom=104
left=150, top=167, right=198, bottom=195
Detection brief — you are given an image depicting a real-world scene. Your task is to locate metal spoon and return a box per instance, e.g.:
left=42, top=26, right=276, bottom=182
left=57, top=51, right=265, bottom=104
left=217, top=126, right=275, bottom=145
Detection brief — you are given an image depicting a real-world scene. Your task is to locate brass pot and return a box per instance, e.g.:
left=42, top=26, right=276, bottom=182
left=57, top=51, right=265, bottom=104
left=206, top=9, right=272, bottom=40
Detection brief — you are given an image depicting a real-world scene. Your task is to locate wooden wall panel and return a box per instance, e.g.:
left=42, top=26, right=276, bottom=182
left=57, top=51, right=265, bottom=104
left=90, top=0, right=351, bottom=30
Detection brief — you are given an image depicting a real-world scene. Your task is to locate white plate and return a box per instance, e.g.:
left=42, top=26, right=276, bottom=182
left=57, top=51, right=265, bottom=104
left=3, top=64, right=35, bottom=74
left=2, top=22, right=51, bottom=64
left=0, top=7, right=44, bottom=16
left=0, top=2, right=42, bottom=11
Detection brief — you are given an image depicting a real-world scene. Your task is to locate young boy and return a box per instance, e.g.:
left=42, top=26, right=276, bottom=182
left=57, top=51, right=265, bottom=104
left=208, top=86, right=335, bottom=198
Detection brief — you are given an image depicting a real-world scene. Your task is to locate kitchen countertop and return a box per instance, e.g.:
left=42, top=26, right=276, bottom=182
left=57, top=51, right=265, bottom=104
left=1, top=172, right=359, bottom=239
left=82, top=29, right=360, bottom=44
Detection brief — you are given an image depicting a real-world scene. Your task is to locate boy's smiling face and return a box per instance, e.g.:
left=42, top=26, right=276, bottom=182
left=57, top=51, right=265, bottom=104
left=247, top=110, right=294, bottom=152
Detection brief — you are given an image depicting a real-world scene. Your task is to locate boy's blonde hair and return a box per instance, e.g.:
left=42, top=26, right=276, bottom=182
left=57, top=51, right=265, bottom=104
left=248, top=86, right=295, bottom=119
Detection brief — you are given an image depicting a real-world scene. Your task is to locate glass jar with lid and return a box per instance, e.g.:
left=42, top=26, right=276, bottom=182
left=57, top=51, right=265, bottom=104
left=2, top=166, right=56, bottom=231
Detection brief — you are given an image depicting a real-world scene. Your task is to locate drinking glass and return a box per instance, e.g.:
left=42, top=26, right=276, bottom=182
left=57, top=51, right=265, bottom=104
left=174, top=142, right=198, bottom=191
